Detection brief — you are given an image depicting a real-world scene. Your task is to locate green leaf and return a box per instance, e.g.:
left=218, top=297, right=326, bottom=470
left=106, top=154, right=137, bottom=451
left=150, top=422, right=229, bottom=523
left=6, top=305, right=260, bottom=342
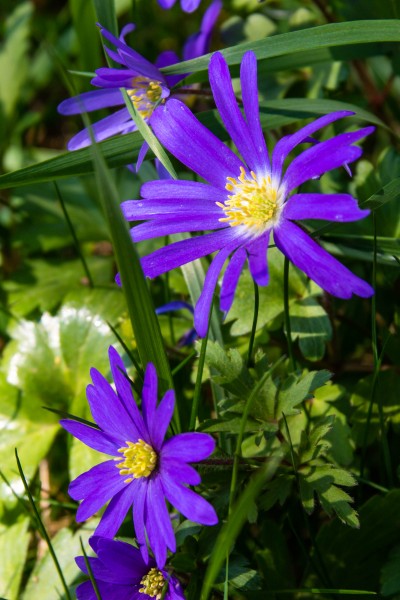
left=0, top=517, right=30, bottom=600
left=0, top=2, right=33, bottom=118
left=200, top=457, right=281, bottom=600
left=289, top=297, right=332, bottom=362
left=380, top=544, right=400, bottom=597
left=276, top=370, right=332, bottom=419
left=69, top=0, right=102, bottom=74
left=22, top=521, right=100, bottom=599
left=163, top=20, right=400, bottom=75
left=93, top=0, right=118, bottom=38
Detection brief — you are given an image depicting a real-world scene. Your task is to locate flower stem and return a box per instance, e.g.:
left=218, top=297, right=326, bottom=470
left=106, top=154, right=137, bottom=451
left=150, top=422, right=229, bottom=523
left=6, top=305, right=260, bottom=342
left=283, top=256, right=296, bottom=371
left=247, top=280, right=259, bottom=368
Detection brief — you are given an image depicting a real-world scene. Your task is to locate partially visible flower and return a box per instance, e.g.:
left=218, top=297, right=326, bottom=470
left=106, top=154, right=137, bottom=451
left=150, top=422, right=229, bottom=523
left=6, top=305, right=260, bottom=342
left=121, top=50, right=374, bottom=337
left=76, top=536, right=185, bottom=600
left=156, top=301, right=197, bottom=346
left=61, top=347, right=217, bottom=568
left=58, top=1, right=221, bottom=150
left=158, top=0, right=201, bottom=12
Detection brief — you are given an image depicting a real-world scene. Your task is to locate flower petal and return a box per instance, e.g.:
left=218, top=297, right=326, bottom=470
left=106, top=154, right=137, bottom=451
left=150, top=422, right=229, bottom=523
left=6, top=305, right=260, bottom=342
left=161, top=476, right=218, bottom=525
left=274, top=220, right=374, bottom=298
left=122, top=198, right=222, bottom=219
left=140, top=180, right=227, bottom=203
left=220, top=248, right=247, bottom=312
left=71, top=461, right=126, bottom=521
left=96, top=537, right=148, bottom=582
left=108, top=346, right=138, bottom=416
left=181, top=0, right=201, bottom=12
left=67, top=108, right=132, bottom=151
left=142, top=363, right=158, bottom=431
left=150, top=390, right=175, bottom=450
left=95, top=483, right=135, bottom=538
left=145, top=477, right=176, bottom=568
left=283, top=193, right=370, bottom=222
left=209, top=52, right=261, bottom=172
left=60, top=419, right=120, bottom=456
left=183, top=0, right=222, bottom=61
left=246, top=230, right=271, bottom=286
left=150, top=99, right=243, bottom=189
left=140, top=227, right=240, bottom=279
left=271, top=110, right=354, bottom=180
left=160, top=457, right=201, bottom=486
left=240, top=51, right=270, bottom=174
left=281, top=126, right=374, bottom=194
left=162, top=432, right=215, bottom=462
left=58, top=89, right=124, bottom=115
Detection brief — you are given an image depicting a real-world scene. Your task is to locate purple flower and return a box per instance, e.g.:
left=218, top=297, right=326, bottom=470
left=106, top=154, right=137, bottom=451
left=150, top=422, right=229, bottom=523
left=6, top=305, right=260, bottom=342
left=158, top=0, right=201, bottom=12
left=156, top=301, right=197, bottom=346
left=76, top=536, right=185, bottom=600
left=58, top=1, right=221, bottom=150
left=120, top=50, right=374, bottom=338
left=61, top=347, right=217, bottom=568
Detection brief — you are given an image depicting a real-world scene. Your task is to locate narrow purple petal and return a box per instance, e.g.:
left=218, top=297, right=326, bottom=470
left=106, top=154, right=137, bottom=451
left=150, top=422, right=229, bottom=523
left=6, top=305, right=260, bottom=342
left=274, top=220, right=374, bottom=298
left=156, top=50, right=180, bottom=69
left=67, top=108, right=132, bottom=151
left=246, top=230, right=271, bottom=286
left=108, top=346, right=137, bottom=415
left=162, top=432, right=215, bottom=462
left=76, top=580, right=98, bottom=600
left=86, top=377, right=142, bottom=441
left=122, top=198, right=222, bottom=219
left=150, top=390, right=174, bottom=450
left=161, top=476, right=218, bottom=525
left=145, top=478, right=176, bottom=568
left=281, top=126, right=374, bottom=194
left=150, top=99, right=244, bottom=189
left=220, top=248, right=247, bottom=312
left=283, top=193, right=370, bottom=222
left=71, top=461, right=126, bottom=521
left=141, top=227, right=240, bottom=279
left=132, top=480, right=147, bottom=559
left=140, top=179, right=228, bottom=203
left=181, top=0, right=201, bottom=11
left=158, top=0, right=176, bottom=8
left=240, top=51, right=270, bottom=173
left=96, top=538, right=148, bottom=582
left=142, top=363, right=158, bottom=431
left=58, top=89, right=124, bottom=115
left=209, top=52, right=261, bottom=172
left=160, top=457, right=201, bottom=486
left=60, top=419, right=120, bottom=456
left=95, top=483, right=135, bottom=538
left=131, top=216, right=225, bottom=242
left=194, top=245, right=232, bottom=337
left=271, top=110, right=354, bottom=180
left=183, top=0, right=222, bottom=61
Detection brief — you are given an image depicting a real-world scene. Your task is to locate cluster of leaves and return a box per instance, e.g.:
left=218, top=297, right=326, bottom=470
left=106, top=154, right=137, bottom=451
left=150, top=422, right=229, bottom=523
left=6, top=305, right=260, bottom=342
left=0, top=0, right=400, bottom=599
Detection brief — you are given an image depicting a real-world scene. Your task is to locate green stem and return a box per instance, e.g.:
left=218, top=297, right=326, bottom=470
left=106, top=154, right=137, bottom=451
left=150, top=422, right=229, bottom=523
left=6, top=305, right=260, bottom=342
left=172, top=349, right=197, bottom=377
left=80, top=538, right=102, bottom=600
left=283, top=257, right=296, bottom=371
left=54, top=182, right=94, bottom=288
left=189, top=303, right=213, bottom=431
left=247, top=280, right=259, bottom=368
left=15, top=450, right=72, bottom=600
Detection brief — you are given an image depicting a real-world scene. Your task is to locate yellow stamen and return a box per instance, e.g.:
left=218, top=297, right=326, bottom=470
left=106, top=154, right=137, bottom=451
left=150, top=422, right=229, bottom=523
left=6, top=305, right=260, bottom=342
left=217, top=168, right=279, bottom=233
left=115, top=439, right=157, bottom=482
left=127, top=76, right=163, bottom=120
left=139, top=567, right=165, bottom=599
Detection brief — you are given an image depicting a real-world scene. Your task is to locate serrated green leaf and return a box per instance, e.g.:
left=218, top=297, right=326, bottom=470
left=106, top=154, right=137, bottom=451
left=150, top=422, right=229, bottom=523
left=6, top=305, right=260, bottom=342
left=276, top=370, right=332, bottom=419
left=204, top=341, right=253, bottom=397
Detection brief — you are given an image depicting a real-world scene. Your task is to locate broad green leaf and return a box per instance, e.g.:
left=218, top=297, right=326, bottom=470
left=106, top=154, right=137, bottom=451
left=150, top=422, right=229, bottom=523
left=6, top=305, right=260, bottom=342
left=163, top=20, right=400, bottom=75
left=289, top=297, right=332, bottom=362
left=314, top=490, right=400, bottom=590
left=0, top=99, right=383, bottom=190
left=0, top=517, right=30, bottom=600
left=69, top=0, right=101, bottom=75
left=380, top=544, right=400, bottom=597
left=93, top=0, right=118, bottom=38
left=22, top=521, right=100, bottom=599
left=0, top=2, right=33, bottom=118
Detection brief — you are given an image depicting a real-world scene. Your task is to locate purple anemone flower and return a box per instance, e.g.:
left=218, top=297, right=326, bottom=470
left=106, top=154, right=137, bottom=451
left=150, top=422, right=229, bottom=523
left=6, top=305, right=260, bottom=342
left=158, top=0, right=201, bottom=12
left=61, top=347, right=217, bottom=568
left=120, top=50, right=374, bottom=337
left=76, top=536, right=185, bottom=600
left=58, top=1, right=221, bottom=150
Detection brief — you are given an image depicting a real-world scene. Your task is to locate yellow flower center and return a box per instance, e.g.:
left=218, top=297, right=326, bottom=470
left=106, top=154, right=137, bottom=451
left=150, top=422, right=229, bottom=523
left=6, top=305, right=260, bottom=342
left=127, top=77, right=163, bottom=120
left=217, top=166, right=279, bottom=233
left=139, top=567, right=165, bottom=599
left=115, top=439, right=157, bottom=483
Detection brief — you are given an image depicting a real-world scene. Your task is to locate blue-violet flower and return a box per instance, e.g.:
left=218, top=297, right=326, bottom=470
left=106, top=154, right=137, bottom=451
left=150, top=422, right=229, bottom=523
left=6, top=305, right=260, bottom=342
left=158, top=0, right=202, bottom=12
left=61, top=347, right=217, bottom=568
left=58, top=2, right=221, bottom=150
left=121, top=50, right=374, bottom=337
left=76, top=536, right=185, bottom=599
